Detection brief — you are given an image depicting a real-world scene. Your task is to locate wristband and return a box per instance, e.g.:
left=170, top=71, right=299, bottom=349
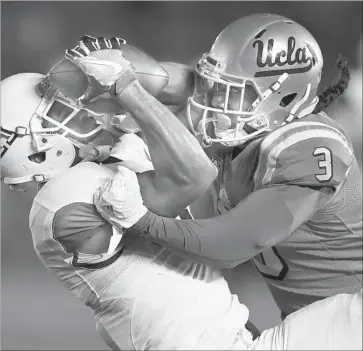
left=115, top=70, right=138, bottom=96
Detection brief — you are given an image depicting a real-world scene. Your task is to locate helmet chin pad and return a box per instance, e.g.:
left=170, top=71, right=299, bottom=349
left=215, top=113, right=232, bottom=130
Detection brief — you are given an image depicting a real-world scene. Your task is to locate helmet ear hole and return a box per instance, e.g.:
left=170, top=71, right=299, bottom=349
left=279, top=93, right=297, bottom=108
left=28, top=152, right=46, bottom=164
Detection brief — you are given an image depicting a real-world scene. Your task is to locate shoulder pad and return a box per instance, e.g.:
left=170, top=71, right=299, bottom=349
left=254, top=120, right=354, bottom=189
left=35, top=162, right=114, bottom=211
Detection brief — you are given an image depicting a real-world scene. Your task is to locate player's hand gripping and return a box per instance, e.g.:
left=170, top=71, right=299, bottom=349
left=65, top=35, right=137, bottom=103
left=94, top=165, right=148, bottom=229
left=110, top=133, right=154, bottom=173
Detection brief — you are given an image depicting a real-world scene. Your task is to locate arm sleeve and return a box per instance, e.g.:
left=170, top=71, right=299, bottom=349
left=129, top=184, right=325, bottom=267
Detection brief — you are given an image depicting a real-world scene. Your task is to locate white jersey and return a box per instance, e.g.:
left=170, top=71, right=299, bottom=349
left=29, top=162, right=252, bottom=350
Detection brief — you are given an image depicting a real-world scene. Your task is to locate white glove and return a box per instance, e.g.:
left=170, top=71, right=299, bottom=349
left=110, top=133, right=154, bottom=173
left=94, top=165, right=148, bottom=229
left=65, top=35, right=137, bottom=103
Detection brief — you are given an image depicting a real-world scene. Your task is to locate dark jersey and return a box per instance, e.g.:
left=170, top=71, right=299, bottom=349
left=214, top=113, right=362, bottom=315
left=131, top=112, right=362, bottom=316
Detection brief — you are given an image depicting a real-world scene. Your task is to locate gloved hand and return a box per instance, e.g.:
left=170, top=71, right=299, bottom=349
left=109, top=133, right=154, bottom=173
left=65, top=35, right=137, bottom=103
left=94, top=165, right=148, bottom=229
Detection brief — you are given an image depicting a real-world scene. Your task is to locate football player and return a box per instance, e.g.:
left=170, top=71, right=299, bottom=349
left=1, top=39, right=265, bottom=348
left=89, top=14, right=362, bottom=322
left=64, top=33, right=362, bottom=349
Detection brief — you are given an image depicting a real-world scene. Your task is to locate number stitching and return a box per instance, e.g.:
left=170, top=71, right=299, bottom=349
left=313, top=146, right=333, bottom=182
left=253, top=246, right=289, bottom=281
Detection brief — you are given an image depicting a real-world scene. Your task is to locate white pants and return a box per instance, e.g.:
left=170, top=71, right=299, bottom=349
left=252, top=291, right=362, bottom=350
left=95, top=291, right=362, bottom=350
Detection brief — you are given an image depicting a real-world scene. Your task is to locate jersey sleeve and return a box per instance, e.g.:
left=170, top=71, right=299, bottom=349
left=53, top=203, right=109, bottom=253
left=253, top=120, right=354, bottom=190
left=52, top=203, right=126, bottom=269
left=129, top=183, right=322, bottom=268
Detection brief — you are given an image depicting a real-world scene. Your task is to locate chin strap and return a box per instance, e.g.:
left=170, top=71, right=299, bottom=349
left=298, top=96, right=319, bottom=118
left=68, top=137, right=113, bottom=163
left=281, top=84, right=319, bottom=126
left=4, top=172, right=57, bottom=189
left=4, top=146, right=112, bottom=190
left=79, top=144, right=113, bottom=163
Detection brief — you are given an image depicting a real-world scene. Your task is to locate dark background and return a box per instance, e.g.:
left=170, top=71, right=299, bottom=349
left=1, top=2, right=362, bottom=350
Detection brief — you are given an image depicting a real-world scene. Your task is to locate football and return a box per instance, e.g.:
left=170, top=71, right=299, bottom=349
left=48, top=43, right=169, bottom=101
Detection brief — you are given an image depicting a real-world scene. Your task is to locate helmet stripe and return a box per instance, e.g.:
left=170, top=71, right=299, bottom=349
left=0, top=127, right=18, bottom=158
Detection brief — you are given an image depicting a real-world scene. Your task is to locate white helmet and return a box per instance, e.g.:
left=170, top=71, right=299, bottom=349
left=1, top=73, right=82, bottom=188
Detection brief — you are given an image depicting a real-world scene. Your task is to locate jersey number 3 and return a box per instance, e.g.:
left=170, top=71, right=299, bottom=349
left=313, top=147, right=333, bottom=182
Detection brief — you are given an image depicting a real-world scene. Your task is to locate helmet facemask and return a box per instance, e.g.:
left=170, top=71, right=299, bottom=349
left=28, top=77, right=125, bottom=162
left=47, top=58, right=141, bottom=134
left=187, top=53, right=290, bottom=147
left=1, top=72, right=132, bottom=189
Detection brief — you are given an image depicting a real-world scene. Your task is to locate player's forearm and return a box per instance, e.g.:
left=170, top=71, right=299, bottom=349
left=128, top=209, right=252, bottom=268
left=116, top=80, right=217, bottom=193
